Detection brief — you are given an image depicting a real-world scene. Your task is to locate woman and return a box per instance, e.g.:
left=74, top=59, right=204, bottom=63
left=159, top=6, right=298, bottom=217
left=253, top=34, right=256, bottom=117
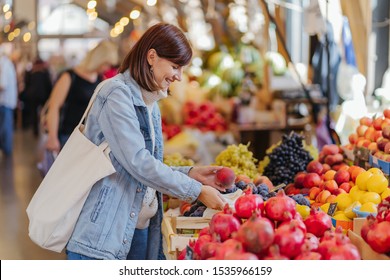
left=45, top=40, right=118, bottom=152
left=65, top=23, right=226, bottom=260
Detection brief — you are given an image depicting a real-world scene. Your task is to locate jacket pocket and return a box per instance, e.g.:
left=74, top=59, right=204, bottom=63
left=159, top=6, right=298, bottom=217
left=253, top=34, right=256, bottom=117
left=90, top=185, right=111, bottom=223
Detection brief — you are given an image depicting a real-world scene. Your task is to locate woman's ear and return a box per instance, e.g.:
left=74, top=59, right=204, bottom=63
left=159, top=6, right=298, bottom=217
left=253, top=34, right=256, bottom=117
left=147, top=49, right=157, bottom=66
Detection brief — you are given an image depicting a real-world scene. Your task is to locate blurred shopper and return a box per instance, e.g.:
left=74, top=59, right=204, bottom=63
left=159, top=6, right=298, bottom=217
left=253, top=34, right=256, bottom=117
left=65, top=23, right=225, bottom=260
left=45, top=41, right=118, bottom=152
left=0, top=46, right=18, bottom=157
left=23, top=58, right=53, bottom=136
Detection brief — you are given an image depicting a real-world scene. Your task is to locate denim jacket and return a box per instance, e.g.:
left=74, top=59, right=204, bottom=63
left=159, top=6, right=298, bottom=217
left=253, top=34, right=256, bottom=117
left=66, top=71, right=202, bottom=259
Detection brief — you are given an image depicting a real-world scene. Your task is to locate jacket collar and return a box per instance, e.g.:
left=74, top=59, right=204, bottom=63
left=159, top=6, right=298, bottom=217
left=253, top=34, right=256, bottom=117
left=119, top=70, right=146, bottom=107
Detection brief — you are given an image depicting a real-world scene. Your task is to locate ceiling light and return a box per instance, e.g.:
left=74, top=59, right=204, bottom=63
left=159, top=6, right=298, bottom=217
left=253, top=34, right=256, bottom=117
left=129, top=9, right=140, bottom=20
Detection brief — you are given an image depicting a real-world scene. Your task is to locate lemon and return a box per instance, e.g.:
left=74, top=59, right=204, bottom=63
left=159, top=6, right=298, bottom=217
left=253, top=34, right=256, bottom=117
left=366, top=174, right=389, bottom=194
left=296, top=204, right=311, bottom=219
left=344, top=201, right=361, bottom=219
left=349, top=187, right=365, bottom=202
left=356, top=171, right=373, bottom=191
left=359, top=202, right=378, bottom=213
left=381, top=188, right=390, bottom=200
left=367, top=167, right=384, bottom=175
left=320, top=203, right=330, bottom=214
left=360, top=191, right=381, bottom=204
left=334, top=193, right=352, bottom=211
left=333, top=212, right=352, bottom=221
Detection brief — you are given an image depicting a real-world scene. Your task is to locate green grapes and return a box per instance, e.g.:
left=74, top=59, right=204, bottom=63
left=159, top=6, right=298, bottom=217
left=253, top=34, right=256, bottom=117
left=164, top=152, right=195, bottom=166
left=214, top=143, right=258, bottom=179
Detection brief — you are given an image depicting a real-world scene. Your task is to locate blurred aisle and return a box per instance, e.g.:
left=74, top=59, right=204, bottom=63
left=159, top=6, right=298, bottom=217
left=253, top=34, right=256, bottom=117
left=0, top=129, right=66, bottom=260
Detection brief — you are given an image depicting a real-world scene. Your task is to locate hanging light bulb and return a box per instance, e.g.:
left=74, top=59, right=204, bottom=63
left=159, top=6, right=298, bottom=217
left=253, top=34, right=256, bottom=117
left=147, top=0, right=157, bottom=6
left=129, top=8, right=140, bottom=20
left=87, top=0, right=97, bottom=9
left=23, top=32, right=32, bottom=42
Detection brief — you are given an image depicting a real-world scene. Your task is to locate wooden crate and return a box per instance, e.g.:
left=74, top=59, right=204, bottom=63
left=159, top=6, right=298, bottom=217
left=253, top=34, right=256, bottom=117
left=162, top=215, right=210, bottom=259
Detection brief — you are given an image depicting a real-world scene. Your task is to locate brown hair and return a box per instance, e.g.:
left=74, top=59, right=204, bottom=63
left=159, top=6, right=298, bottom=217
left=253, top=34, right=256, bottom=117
left=118, top=23, right=192, bottom=91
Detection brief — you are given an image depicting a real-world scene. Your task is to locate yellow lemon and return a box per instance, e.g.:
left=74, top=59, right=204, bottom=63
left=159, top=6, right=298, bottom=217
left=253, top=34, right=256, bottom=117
left=344, top=201, right=361, bottom=219
left=366, top=174, right=389, bottom=194
left=296, top=204, right=311, bottom=219
left=356, top=171, right=373, bottom=191
left=334, top=193, right=352, bottom=211
left=367, top=167, right=384, bottom=175
left=381, top=188, right=390, bottom=200
left=360, top=191, right=381, bottom=204
left=333, top=212, right=352, bottom=221
left=320, top=203, right=330, bottom=214
left=359, top=202, right=378, bottom=213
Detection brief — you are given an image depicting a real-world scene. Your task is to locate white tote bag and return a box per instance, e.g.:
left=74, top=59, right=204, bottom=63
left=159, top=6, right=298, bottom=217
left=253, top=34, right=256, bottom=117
left=26, top=80, right=116, bottom=253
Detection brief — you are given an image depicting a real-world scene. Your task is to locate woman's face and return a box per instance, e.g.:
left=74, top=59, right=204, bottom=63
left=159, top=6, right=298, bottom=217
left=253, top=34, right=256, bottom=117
left=148, top=49, right=184, bottom=91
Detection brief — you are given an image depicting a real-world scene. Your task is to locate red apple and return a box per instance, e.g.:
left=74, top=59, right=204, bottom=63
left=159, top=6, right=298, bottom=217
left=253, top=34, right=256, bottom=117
left=294, top=172, right=307, bottom=188
left=215, top=167, right=236, bottom=188
left=303, top=173, right=322, bottom=188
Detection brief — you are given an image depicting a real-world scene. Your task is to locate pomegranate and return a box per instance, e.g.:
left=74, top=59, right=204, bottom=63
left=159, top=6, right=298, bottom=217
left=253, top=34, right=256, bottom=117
left=234, top=187, right=264, bottom=219
left=317, top=229, right=360, bottom=260
left=361, top=215, right=377, bottom=242
left=304, top=208, right=332, bottom=237
left=225, top=251, right=259, bottom=260
left=198, top=226, right=210, bottom=237
left=200, top=241, right=220, bottom=260
left=303, top=232, right=320, bottom=251
left=193, top=234, right=212, bottom=259
left=365, top=221, right=390, bottom=254
left=263, top=245, right=289, bottom=260
left=279, top=218, right=307, bottom=234
left=214, top=239, right=244, bottom=259
left=273, top=221, right=305, bottom=259
left=295, top=250, right=322, bottom=260
left=235, top=215, right=275, bottom=254
left=209, top=204, right=241, bottom=242
left=377, top=196, right=390, bottom=223
left=264, top=190, right=296, bottom=222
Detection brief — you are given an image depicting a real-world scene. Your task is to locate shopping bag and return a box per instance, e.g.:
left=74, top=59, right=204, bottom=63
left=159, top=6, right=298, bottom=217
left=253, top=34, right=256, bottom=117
left=37, top=148, right=57, bottom=177
left=26, top=80, right=116, bottom=253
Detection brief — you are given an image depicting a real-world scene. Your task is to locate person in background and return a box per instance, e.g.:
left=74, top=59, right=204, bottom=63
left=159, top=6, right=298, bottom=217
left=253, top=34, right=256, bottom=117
left=45, top=40, right=118, bottom=152
left=0, top=45, right=18, bottom=157
left=23, top=58, right=53, bottom=137
left=66, top=23, right=226, bottom=260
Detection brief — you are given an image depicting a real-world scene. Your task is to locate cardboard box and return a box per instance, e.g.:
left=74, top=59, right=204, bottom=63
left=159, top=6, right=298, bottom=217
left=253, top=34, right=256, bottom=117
left=331, top=217, right=353, bottom=234
left=369, top=154, right=390, bottom=175
left=348, top=230, right=390, bottom=260
left=352, top=217, right=366, bottom=236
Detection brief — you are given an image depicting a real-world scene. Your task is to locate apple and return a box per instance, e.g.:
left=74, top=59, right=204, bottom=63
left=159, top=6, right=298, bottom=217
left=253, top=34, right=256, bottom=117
left=294, top=172, right=307, bottom=188
left=377, top=138, right=390, bottom=151
left=322, top=144, right=340, bottom=156
left=253, top=175, right=273, bottom=190
left=324, top=153, right=344, bottom=165
left=215, top=167, right=236, bottom=188
left=385, top=142, right=390, bottom=154
left=303, top=173, right=322, bottom=188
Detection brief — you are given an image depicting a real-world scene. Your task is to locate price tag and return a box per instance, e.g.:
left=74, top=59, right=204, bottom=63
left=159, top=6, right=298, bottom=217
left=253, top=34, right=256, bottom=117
left=327, top=202, right=338, bottom=216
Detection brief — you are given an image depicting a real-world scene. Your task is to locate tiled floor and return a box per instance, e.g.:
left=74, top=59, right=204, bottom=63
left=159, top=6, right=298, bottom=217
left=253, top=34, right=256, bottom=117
left=0, top=129, right=66, bottom=260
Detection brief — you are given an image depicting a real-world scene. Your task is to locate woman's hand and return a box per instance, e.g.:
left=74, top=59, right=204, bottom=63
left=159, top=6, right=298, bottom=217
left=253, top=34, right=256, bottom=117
left=45, top=135, right=61, bottom=153
left=188, top=166, right=227, bottom=192
left=197, top=185, right=226, bottom=210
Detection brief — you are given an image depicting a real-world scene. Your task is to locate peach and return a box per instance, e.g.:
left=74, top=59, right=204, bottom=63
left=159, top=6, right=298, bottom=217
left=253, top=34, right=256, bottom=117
left=323, top=180, right=338, bottom=193
left=323, top=170, right=336, bottom=181
left=235, top=174, right=252, bottom=184
left=303, top=173, right=322, bottom=189
left=367, top=142, right=378, bottom=154
left=373, top=117, right=384, bottom=130
left=339, top=182, right=352, bottom=193
left=377, top=138, right=390, bottom=151
left=384, top=142, right=390, bottom=154
left=332, top=163, right=349, bottom=171
left=309, top=187, right=321, bottom=200
left=326, top=194, right=337, bottom=203
left=324, top=153, right=344, bottom=166
left=322, top=144, right=340, bottom=156
left=253, top=175, right=273, bottom=190
left=373, top=130, right=383, bottom=142
left=306, top=160, right=324, bottom=175
left=364, top=126, right=376, bottom=141
left=349, top=133, right=358, bottom=144
left=381, top=119, right=390, bottom=130
left=382, top=125, right=390, bottom=140
left=215, top=167, right=236, bottom=188
left=384, top=109, right=390, bottom=119
left=294, top=172, right=307, bottom=188
left=356, top=125, right=368, bottom=137
left=332, top=188, right=347, bottom=196
left=285, top=183, right=300, bottom=195
left=315, top=190, right=331, bottom=203
left=359, top=116, right=373, bottom=126
left=334, top=170, right=350, bottom=185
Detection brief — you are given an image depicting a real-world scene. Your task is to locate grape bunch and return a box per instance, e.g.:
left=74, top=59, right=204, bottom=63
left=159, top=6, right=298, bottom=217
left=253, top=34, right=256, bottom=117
left=290, top=194, right=311, bottom=207
left=164, top=152, right=195, bottom=166
left=183, top=201, right=207, bottom=217
left=263, top=132, right=313, bottom=186
left=214, top=143, right=258, bottom=179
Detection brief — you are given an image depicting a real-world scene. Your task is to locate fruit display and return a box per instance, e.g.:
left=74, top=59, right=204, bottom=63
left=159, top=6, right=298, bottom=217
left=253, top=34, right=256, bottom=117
left=214, top=143, right=259, bottom=179
left=262, top=132, right=313, bottom=186
left=178, top=190, right=361, bottom=260
left=183, top=101, right=228, bottom=132
left=163, top=152, right=195, bottom=166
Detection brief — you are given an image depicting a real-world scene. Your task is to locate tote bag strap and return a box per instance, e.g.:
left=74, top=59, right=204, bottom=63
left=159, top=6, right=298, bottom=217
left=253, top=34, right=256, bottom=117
left=77, top=79, right=111, bottom=127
